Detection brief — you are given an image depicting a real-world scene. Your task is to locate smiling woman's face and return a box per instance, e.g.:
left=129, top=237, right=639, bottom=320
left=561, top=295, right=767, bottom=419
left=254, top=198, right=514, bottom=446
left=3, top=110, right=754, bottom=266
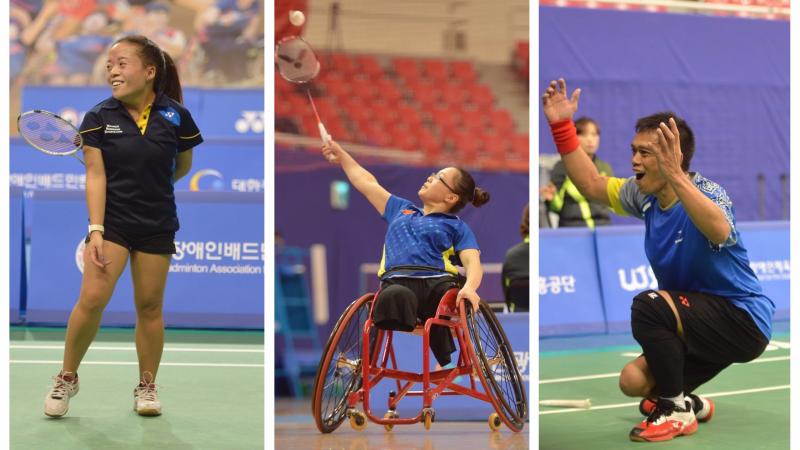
left=106, top=42, right=155, bottom=102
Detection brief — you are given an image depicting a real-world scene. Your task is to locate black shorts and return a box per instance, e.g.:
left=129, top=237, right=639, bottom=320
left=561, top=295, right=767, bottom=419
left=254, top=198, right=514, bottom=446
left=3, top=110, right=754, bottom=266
left=648, top=290, right=769, bottom=393
left=85, top=226, right=176, bottom=254
left=373, top=276, right=459, bottom=366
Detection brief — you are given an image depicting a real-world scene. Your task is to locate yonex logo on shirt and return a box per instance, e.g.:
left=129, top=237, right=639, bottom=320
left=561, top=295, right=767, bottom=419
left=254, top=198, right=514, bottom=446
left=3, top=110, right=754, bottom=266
left=104, top=124, right=123, bottom=134
left=401, top=209, right=414, bottom=215
left=158, top=107, right=181, bottom=126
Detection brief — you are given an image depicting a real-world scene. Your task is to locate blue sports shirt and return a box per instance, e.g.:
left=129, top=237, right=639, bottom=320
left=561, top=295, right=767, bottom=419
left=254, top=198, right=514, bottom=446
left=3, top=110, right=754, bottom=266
left=607, top=173, right=775, bottom=339
left=379, top=195, right=479, bottom=279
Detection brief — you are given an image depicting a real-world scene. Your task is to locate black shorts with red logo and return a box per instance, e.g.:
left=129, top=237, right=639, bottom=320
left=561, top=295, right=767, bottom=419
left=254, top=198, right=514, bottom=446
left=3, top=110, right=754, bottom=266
left=641, top=290, right=768, bottom=393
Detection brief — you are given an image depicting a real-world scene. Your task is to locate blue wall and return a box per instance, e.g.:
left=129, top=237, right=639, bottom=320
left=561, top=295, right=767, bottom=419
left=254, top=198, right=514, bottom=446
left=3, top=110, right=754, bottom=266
left=539, top=8, right=789, bottom=222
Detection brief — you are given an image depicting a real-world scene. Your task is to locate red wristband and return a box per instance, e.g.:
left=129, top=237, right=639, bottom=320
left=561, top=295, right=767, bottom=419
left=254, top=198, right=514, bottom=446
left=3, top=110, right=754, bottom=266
left=549, top=119, right=580, bottom=155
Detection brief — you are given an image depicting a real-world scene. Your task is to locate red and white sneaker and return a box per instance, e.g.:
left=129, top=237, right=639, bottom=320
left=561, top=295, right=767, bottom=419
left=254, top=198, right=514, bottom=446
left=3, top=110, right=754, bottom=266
left=629, top=399, right=698, bottom=442
left=639, top=394, right=714, bottom=423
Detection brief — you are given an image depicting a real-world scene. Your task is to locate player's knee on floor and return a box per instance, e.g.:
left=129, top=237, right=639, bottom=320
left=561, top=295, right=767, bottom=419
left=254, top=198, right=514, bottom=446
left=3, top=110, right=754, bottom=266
left=373, top=285, right=418, bottom=332
left=630, top=290, right=678, bottom=341
left=619, top=361, right=653, bottom=397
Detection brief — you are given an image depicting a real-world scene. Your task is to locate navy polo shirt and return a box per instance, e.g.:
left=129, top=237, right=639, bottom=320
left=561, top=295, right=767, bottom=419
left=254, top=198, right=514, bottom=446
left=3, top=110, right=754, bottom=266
left=79, top=94, right=203, bottom=233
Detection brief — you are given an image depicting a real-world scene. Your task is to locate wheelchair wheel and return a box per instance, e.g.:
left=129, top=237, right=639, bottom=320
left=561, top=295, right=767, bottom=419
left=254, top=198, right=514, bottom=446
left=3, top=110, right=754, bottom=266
left=462, top=301, right=528, bottom=432
left=311, top=293, right=376, bottom=433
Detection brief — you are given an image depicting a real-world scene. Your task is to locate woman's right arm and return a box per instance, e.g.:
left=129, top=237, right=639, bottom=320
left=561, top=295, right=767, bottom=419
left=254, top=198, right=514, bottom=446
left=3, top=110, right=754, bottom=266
left=84, top=145, right=110, bottom=268
left=322, top=140, right=391, bottom=215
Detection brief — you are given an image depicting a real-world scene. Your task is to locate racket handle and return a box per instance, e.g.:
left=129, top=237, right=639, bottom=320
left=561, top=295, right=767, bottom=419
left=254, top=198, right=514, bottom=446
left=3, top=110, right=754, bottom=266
left=318, top=122, right=332, bottom=145
left=539, top=399, right=592, bottom=408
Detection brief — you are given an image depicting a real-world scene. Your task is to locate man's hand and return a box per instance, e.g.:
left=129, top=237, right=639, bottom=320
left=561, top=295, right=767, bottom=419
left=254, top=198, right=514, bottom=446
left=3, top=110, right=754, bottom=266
left=542, top=78, right=581, bottom=123
left=654, top=117, right=685, bottom=181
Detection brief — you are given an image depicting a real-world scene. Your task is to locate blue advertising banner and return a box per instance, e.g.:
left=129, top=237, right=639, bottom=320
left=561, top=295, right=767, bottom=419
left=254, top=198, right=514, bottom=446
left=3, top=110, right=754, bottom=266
left=737, top=222, right=790, bottom=320
left=11, top=137, right=264, bottom=195
left=25, top=190, right=264, bottom=328
left=593, top=225, right=651, bottom=333
left=10, top=187, right=24, bottom=324
left=539, top=228, right=605, bottom=336
left=366, top=312, right=529, bottom=421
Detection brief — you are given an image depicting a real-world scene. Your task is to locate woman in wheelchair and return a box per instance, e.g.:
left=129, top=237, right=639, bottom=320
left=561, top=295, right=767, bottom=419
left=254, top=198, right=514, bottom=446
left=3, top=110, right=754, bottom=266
left=322, top=140, right=490, bottom=367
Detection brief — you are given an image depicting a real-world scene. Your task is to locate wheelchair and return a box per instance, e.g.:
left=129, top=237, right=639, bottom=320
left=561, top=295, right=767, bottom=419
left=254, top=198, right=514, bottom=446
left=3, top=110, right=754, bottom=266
left=311, top=272, right=528, bottom=433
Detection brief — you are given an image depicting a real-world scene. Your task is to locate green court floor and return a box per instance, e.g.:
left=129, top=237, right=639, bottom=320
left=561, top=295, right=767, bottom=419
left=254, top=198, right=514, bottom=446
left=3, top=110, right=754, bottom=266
left=539, top=332, right=790, bottom=450
left=10, top=327, right=264, bottom=450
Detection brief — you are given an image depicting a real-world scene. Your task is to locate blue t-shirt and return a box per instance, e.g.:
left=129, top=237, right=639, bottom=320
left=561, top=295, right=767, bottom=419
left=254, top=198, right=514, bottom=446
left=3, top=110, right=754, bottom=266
left=379, top=195, right=479, bottom=278
left=607, top=173, right=775, bottom=339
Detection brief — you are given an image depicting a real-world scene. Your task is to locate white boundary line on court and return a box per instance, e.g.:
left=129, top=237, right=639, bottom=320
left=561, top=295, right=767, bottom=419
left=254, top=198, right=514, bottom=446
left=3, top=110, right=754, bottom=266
left=10, top=345, right=262, bottom=353
left=540, top=384, right=790, bottom=415
left=540, top=355, right=789, bottom=384
left=10, top=360, right=263, bottom=368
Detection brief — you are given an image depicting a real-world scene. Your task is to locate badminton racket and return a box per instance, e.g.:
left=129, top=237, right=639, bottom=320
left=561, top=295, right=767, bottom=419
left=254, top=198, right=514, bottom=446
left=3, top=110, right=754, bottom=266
left=17, top=109, right=85, bottom=165
left=539, top=399, right=592, bottom=409
left=275, top=36, right=332, bottom=145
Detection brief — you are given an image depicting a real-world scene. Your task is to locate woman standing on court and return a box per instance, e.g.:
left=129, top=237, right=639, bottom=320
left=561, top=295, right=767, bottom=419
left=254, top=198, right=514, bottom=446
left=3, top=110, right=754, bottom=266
left=44, top=35, right=203, bottom=418
left=542, top=78, right=773, bottom=442
left=321, top=140, right=489, bottom=367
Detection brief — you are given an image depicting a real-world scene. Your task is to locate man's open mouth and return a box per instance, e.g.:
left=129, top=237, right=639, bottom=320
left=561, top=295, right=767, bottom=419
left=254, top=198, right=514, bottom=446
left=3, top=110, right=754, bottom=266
left=635, top=173, right=645, bottom=180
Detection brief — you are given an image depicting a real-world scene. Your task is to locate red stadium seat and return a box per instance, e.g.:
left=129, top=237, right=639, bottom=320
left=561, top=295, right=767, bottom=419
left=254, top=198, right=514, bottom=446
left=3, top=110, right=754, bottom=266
left=441, top=83, right=468, bottom=107
left=450, top=61, right=478, bottom=84
left=423, top=59, right=449, bottom=80
left=354, top=54, right=385, bottom=79
left=467, top=85, right=494, bottom=108
left=488, top=109, right=516, bottom=134
left=326, top=52, right=354, bottom=75
left=392, top=57, right=421, bottom=79
left=461, top=108, right=487, bottom=132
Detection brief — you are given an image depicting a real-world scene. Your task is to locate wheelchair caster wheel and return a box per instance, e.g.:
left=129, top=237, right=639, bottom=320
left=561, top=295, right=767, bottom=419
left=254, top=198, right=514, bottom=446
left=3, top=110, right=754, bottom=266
left=488, top=412, right=502, bottom=431
left=422, top=408, right=435, bottom=431
left=384, top=410, right=399, bottom=431
left=349, top=410, right=367, bottom=431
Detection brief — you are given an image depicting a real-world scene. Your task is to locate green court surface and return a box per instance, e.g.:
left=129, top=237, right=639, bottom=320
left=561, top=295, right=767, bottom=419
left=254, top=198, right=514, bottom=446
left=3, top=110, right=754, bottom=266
left=539, top=331, right=790, bottom=450
left=10, top=327, right=264, bottom=450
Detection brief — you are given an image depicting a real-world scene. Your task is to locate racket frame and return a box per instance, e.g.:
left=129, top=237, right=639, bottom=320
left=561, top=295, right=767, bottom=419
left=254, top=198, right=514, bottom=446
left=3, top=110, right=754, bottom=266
left=17, top=109, right=85, bottom=165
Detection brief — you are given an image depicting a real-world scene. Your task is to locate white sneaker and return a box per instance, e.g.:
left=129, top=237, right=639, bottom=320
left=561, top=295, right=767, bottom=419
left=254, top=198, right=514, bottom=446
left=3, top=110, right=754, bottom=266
left=133, top=372, right=161, bottom=416
left=44, top=372, right=79, bottom=417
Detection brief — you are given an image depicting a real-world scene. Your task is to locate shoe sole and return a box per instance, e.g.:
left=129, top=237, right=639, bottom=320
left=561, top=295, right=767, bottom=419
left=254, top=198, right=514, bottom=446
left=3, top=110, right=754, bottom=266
left=44, top=408, right=67, bottom=418
left=630, top=420, right=698, bottom=442
left=136, top=408, right=162, bottom=416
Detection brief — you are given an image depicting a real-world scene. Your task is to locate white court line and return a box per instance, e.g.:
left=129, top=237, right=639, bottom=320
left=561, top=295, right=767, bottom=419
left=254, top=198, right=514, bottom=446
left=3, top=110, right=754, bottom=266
left=540, top=356, right=789, bottom=384
left=540, top=384, right=790, bottom=415
left=10, top=360, right=263, bottom=368
left=10, top=345, right=262, bottom=353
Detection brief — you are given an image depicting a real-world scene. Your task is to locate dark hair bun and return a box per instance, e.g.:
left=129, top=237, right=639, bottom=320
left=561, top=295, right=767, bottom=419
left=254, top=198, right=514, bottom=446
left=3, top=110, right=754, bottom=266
left=471, top=188, right=490, bottom=207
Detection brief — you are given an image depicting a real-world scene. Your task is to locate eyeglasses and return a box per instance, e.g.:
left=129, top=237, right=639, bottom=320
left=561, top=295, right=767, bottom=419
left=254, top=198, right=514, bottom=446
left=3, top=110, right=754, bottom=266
left=431, top=172, right=456, bottom=194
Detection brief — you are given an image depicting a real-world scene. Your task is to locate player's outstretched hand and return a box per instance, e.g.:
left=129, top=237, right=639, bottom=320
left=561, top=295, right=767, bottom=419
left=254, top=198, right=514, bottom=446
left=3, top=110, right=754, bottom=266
left=542, top=78, right=581, bottom=123
left=654, top=117, right=684, bottom=180
left=321, top=140, right=344, bottom=164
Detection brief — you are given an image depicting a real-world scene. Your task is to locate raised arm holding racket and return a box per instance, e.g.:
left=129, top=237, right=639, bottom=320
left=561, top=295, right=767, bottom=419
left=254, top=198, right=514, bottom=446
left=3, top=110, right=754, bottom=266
left=43, top=35, right=204, bottom=420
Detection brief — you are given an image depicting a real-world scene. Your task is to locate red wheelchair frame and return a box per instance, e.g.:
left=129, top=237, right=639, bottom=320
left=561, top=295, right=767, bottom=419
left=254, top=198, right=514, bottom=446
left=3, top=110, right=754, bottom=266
left=312, top=287, right=527, bottom=433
